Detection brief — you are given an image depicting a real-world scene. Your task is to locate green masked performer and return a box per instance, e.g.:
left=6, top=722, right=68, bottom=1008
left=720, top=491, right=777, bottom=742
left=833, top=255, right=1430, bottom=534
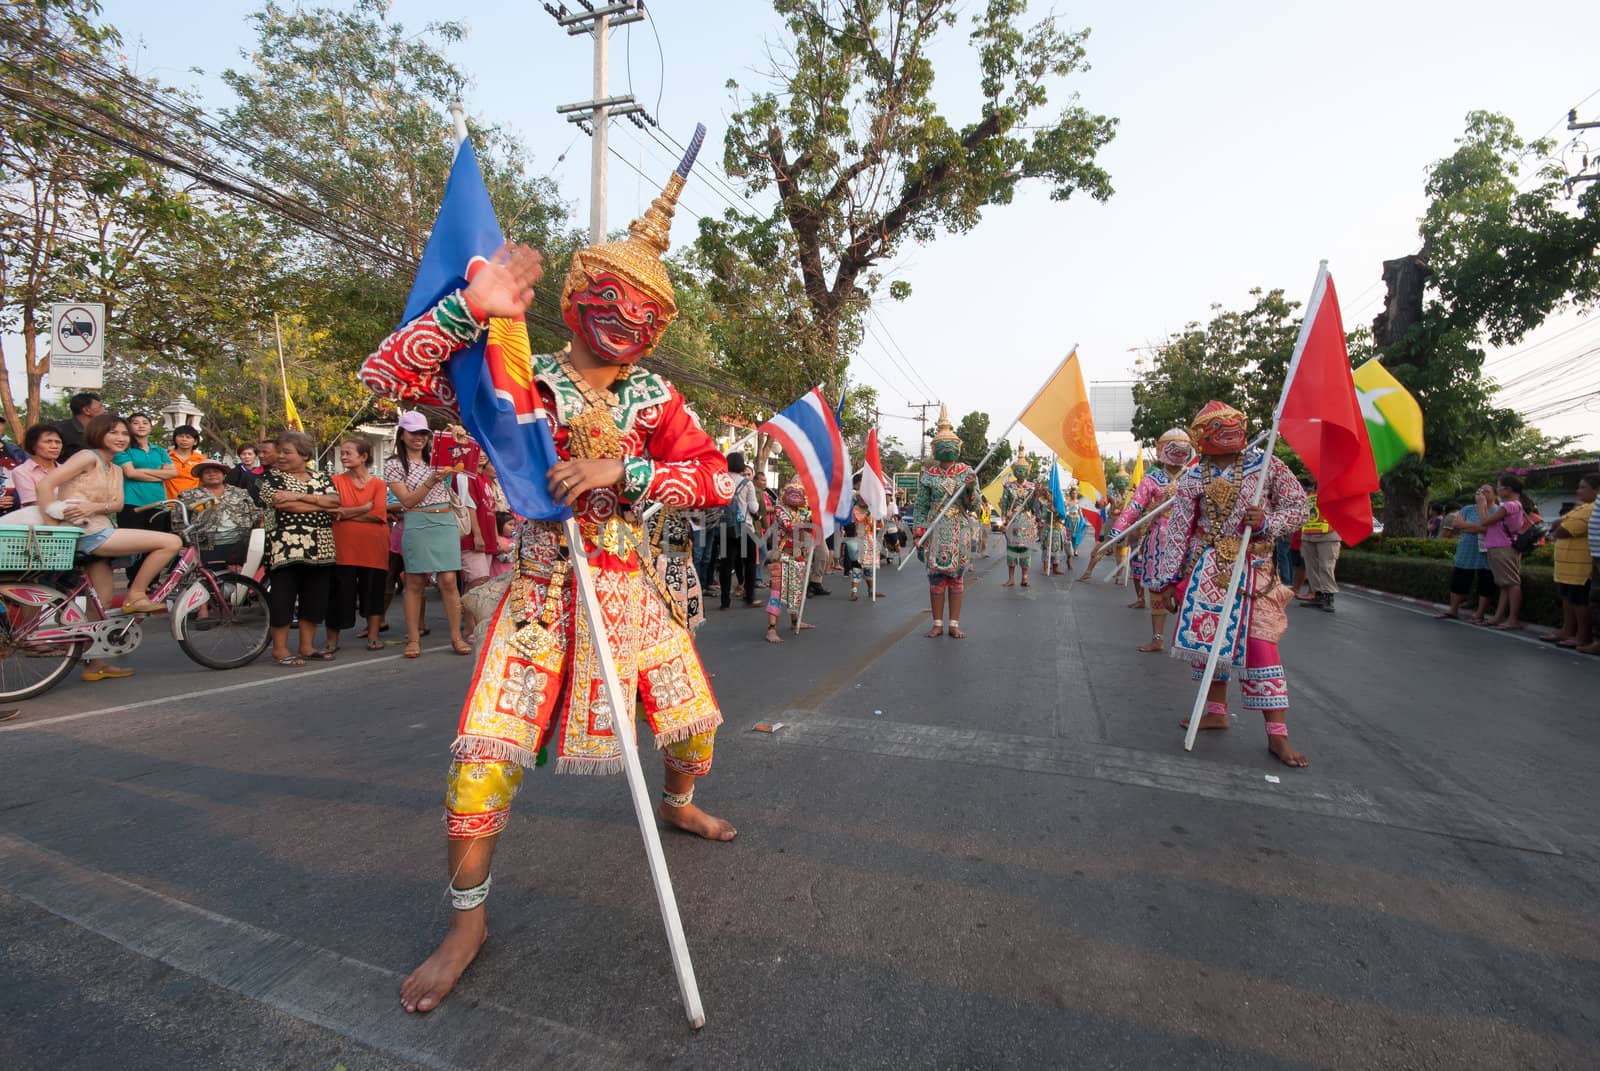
left=1001, top=454, right=1039, bottom=587
left=913, top=405, right=978, bottom=638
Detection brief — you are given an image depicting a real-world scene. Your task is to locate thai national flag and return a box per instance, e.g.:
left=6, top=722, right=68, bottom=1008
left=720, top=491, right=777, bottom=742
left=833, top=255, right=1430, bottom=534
left=400, top=137, right=569, bottom=521
left=760, top=386, right=849, bottom=537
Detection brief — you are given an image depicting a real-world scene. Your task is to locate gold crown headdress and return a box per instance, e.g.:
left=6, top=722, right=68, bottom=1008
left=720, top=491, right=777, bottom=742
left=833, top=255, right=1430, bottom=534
left=930, top=403, right=961, bottom=445
left=562, top=123, right=706, bottom=327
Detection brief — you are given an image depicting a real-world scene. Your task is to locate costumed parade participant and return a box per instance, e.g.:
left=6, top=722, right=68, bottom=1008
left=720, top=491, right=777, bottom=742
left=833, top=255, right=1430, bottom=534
left=651, top=507, right=705, bottom=632
left=1104, top=428, right=1195, bottom=652
left=764, top=477, right=815, bottom=640
left=1000, top=454, right=1039, bottom=587
left=913, top=407, right=978, bottom=637
left=1149, top=402, right=1310, bottom=768
left=359, top=137, right=737, bottom=1015
left=845, top=474, right=880, bottom=601
left=1035, top=482, right=1069, bottom=574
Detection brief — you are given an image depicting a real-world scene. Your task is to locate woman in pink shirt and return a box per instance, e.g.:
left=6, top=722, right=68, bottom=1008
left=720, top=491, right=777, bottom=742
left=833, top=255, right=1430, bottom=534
left=1468, top=474, right=1536, bottom=631
left=9, top=424, right=64, bottom=507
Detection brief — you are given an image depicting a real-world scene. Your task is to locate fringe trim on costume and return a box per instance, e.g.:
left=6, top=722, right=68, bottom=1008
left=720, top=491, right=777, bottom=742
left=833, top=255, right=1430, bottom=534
left=450, top=734, right=540, bottom=770
left=651, top=711, right=723, bottom=748
left=556, top=755, right=627, bottom=776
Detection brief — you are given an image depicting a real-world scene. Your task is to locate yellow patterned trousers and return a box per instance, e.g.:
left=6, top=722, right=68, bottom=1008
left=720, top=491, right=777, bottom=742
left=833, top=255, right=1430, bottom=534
left=444, top=724, right=715, bottom=839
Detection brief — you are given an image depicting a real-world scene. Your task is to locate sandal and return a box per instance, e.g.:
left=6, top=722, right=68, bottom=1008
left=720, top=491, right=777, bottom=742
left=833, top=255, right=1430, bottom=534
left=300, top=649, right=336, bottom=661
left=451, top=639, right=472, bottom=656
left=274, top=655, right=306, bottom=667
left=404, top=640, right=421, bottom=659
left=366, top=640, right=386, bottom=651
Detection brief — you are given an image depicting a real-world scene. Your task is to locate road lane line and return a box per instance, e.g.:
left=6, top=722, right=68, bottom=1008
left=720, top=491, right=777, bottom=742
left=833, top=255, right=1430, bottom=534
left=770, top=714, right=1562, bottom=855
left=0, top=646, right=454, bottom=734
left=0, top=833, right=641, bottom=1071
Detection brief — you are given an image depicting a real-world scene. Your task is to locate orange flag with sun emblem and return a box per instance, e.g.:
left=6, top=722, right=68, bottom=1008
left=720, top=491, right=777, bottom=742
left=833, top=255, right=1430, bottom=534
left=1018, top=349, right=1103, bottom=501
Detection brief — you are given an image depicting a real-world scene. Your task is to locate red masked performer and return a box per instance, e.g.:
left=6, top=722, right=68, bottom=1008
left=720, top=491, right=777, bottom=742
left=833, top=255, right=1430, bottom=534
left=1148, top=402, right=1310, bottom=767
left=360, top=131, right=737, bottom=1015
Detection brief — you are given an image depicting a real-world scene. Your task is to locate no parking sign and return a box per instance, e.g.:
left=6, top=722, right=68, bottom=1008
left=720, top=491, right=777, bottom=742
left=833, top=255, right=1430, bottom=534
left=48, top=302, right=106, bottom=389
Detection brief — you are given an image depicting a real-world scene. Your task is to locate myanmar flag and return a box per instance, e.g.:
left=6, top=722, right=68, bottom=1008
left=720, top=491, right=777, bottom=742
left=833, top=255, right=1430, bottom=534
left=1351, top=358, right=1425, bottom=474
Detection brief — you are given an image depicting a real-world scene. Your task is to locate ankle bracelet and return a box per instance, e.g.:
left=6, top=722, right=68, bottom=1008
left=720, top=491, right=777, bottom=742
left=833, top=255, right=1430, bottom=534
left=449, top=874, right=491, bottom=911
left=662, top=787, right=694, bottom=808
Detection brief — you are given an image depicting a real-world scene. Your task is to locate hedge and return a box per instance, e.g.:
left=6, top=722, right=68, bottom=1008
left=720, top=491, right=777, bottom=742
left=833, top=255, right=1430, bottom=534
left=1337, top=550, right=1563, bottom=627
left=1358, top=534, right=1554, bottom=566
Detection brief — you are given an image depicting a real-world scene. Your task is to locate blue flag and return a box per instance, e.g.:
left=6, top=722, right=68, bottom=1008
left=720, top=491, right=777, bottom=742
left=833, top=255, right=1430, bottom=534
left=403, top=138, right=569, bottom=522
left=1048, top=459, right=1068, bottom=519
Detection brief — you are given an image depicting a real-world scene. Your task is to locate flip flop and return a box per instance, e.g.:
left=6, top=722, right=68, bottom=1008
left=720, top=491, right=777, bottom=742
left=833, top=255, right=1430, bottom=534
left=274, top=655, right=306, bottom=667
left=300, top=650, right=336, bottom=661
left=366, top=640, right=386, bottom=651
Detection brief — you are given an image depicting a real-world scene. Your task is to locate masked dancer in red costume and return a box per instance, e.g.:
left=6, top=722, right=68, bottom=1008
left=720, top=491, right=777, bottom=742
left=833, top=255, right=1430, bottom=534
left=1148, top=402, right=1310, bottom=767
left=361, top=131, right=738, bottom=1014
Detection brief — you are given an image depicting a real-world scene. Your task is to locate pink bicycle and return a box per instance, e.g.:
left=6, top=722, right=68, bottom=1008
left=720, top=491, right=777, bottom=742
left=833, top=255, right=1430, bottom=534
left=0, top=500, right=270, bottom=700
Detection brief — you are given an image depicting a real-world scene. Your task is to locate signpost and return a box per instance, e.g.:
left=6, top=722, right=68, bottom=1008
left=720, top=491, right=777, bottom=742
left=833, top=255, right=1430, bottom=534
left=48, top=302, right=106, bottom=389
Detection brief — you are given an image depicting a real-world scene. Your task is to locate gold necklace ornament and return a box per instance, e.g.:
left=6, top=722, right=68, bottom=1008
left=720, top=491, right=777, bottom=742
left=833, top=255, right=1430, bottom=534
left=555, top=347, right=627, bottom=461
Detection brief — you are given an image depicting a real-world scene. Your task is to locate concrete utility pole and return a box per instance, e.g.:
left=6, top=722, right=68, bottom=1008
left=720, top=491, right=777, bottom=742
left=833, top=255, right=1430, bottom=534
left=908, top=400, right=938, bottom=460
left=1564, top=109, right=1599, bottom=195
left=543, top=2, right=648, bottom=243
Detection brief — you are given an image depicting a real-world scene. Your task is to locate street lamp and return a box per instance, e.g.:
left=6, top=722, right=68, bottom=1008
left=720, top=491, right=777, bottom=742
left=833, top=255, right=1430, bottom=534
left=159, top=394, right=204, bottom=435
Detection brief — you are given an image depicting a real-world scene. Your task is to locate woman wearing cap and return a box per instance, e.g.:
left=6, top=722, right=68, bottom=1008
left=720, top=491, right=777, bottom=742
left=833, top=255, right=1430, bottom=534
left=178, top=459, right=262, bottom=568
left=384, top=412, right=468, bottom=658
left=163, top=424, right=208, bottom=500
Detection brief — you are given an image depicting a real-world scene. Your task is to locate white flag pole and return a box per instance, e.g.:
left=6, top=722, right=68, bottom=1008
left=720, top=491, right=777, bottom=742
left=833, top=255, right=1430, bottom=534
left=898, top=346, right=1078, bottom=572
left=793, top=538, right=817, bottom=632
left=1183, top=262, right=1327, bottom=752
left=565, top=520, right=706, bottom=1026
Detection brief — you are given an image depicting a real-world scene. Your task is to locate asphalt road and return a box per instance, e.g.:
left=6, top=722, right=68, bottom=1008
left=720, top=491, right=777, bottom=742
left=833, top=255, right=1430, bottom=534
left=2, top=548, right=1598, bottom=1070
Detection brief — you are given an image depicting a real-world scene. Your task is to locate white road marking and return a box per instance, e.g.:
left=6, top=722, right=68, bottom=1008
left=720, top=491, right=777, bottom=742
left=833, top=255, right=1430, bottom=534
left=0, top=833, right=640, bottom=1071
left=0, top=646, right=454, bottom=734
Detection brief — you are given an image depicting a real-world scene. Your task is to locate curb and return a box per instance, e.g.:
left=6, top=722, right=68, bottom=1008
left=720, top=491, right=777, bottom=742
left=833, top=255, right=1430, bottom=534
left=1339, top=583, right=1574, bottom=649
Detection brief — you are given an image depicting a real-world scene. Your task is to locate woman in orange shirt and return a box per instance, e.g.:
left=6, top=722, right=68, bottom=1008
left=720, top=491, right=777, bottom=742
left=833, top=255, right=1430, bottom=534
left=163, top=424, right=208, bottom=499
left=326, top=438, right=391, bottom=652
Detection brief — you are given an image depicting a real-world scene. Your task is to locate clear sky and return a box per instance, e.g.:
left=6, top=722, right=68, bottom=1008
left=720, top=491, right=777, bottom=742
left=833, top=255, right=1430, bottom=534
left=33, top=0, right=1600, bottom=454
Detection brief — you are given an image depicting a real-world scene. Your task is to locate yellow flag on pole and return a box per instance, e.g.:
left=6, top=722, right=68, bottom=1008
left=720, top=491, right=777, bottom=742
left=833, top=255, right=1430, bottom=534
left=283, top=387, right=304, bottom=431
left=1018, top=350, right=1103, bottom=501
left=1129, top=451, right=1144, bottom=489
left=981, top=471, right=1006, bottom=509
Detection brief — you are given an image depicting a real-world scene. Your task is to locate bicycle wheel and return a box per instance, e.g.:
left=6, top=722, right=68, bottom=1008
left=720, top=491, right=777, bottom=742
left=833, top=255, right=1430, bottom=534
left=176, top=571, right=271, bottom=670
left=0, top=585, right=88, bottom=701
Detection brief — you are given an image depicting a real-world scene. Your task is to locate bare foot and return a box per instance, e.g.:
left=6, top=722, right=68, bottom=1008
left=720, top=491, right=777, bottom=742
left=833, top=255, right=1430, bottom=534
left=765, top=627, right=783, bottom=644
left=1128, top=599, right=1145, bottom=609
left=1136, top=639, right=1162, bottom=653
left=1181, top=711, right=1230, bottom=731
left=400, top=916, right=487, bottom=1013
left=1076, top=572, right=1092, bottom=582
left=948, top=625, right=967, bottom=639
left=925, top=625, right=945, bottom=638
left=795, top=622, right=816, bottom=631
left=1268, top=736, right=1309, bottom=767
left=1493, top=622, right=1524, bottom=632
left=1002, top=579, right=1015, bottom=588
left=658, top=801, right=737, bottom=841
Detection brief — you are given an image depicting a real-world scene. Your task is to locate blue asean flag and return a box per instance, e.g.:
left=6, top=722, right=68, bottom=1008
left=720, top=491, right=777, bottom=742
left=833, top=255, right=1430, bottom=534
left=402, top=138, right=569, bottom=521
left=1048, top=458, right=1069, bottom=518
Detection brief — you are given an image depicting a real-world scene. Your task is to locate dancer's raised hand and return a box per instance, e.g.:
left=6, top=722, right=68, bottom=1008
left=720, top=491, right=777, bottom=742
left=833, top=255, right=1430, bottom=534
left=463, top=242, right=544, bottom=320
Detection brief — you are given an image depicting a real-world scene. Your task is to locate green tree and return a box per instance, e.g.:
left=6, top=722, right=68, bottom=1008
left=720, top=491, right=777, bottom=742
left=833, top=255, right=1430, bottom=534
left=219, top=0, right=568, bottom=392
left=1130, top=288, right=1301, bottom=443
left=1373, top=111, right=1600, bottom=534
left=0, top=0, right=216, bottom=439
left=710, top=0, right=1117, bottom=386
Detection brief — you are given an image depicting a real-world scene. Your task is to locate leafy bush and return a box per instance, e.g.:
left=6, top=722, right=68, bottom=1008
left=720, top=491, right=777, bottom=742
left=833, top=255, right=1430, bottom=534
left=1338, top=551, right=1562, bottom=627
left=1358, top=534, right=1553, bottom=564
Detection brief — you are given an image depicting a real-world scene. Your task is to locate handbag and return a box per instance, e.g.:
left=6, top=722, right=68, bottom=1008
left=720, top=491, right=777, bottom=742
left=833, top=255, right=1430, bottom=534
left=447, top=475, right=474, bottom=537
